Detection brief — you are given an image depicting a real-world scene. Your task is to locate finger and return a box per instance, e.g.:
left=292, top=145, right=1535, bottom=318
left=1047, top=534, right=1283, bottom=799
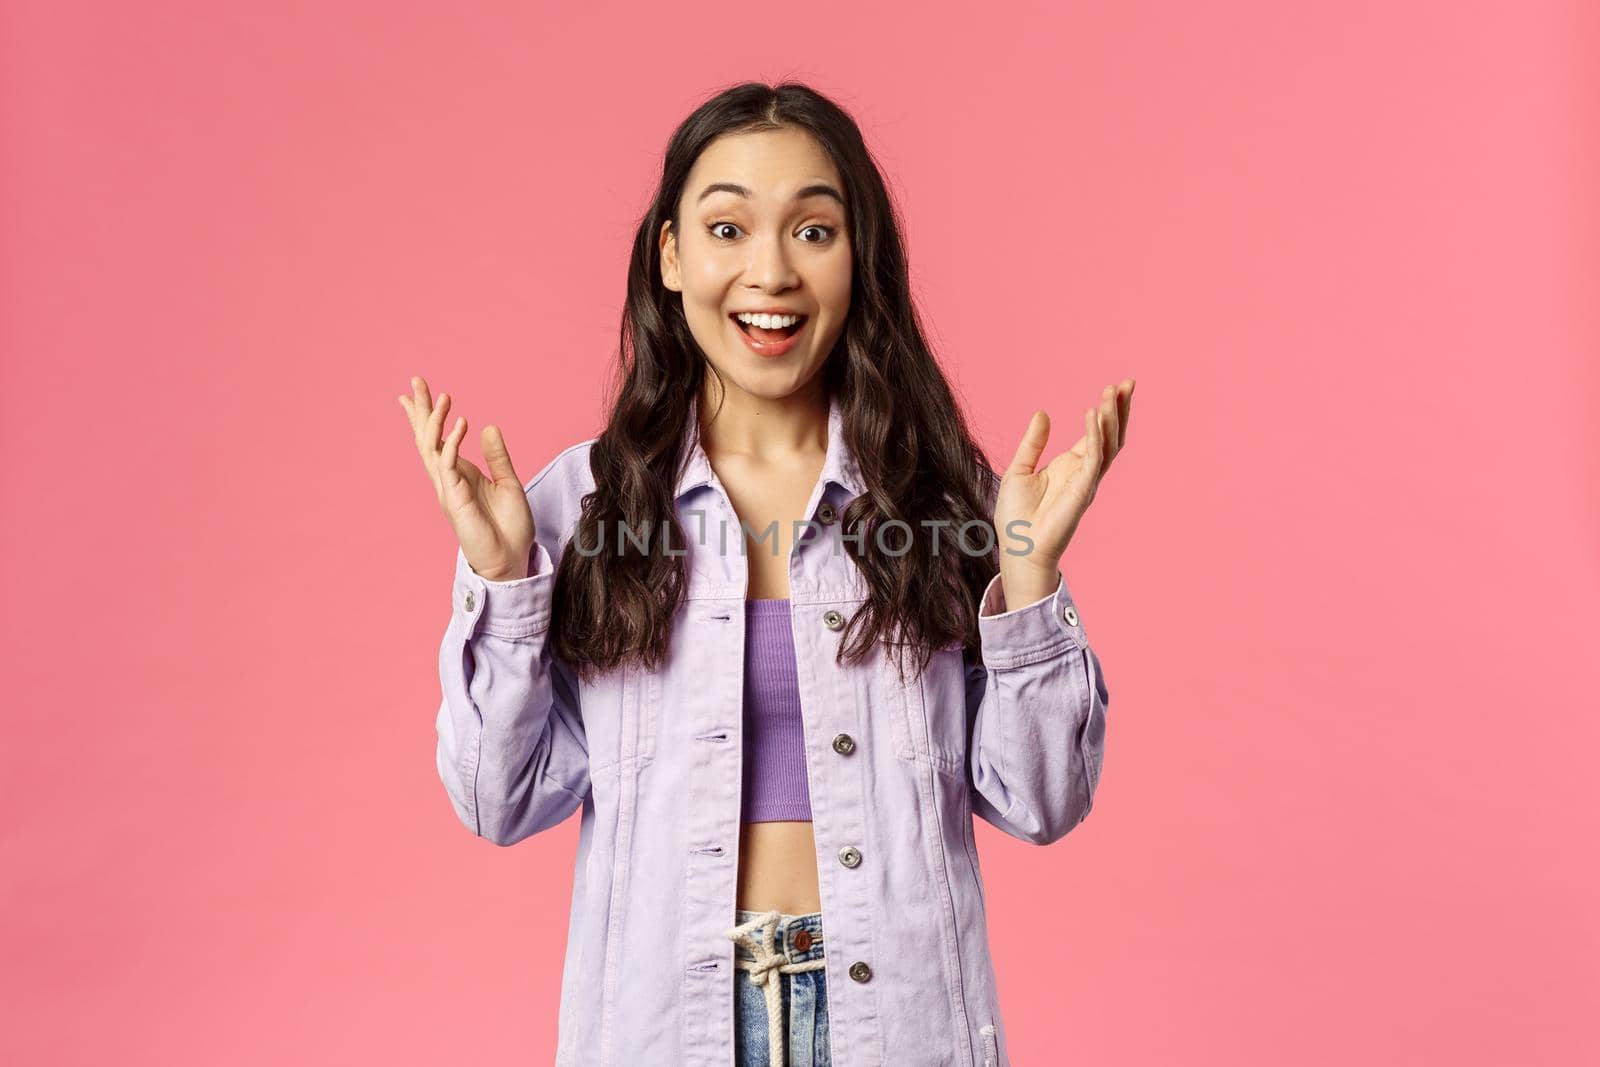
left=410, top=377, right=435, bottom=438
left=1084, top=406, right=1102, bottom=485
left=400, top=376, right=426, bottom=431
left=400, top=378, right=428, bottom=430
left=1117, top=378, right=1134, bottom=448
left=481, top=424, right=522, bottom=488
left=399, top=379, right=447, bottom=496
left=438, top=414, right=468, bottom=497
left=425, top=390, right=452, bottom=456
left=1098, top=384, right=1121, bottom=463
left=400, top=381, right=437, bottom=475
left=1006, top=410, right=1050, bottom=477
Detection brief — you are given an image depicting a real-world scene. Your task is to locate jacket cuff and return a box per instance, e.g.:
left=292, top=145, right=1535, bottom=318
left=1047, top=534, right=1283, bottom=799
left=451, top=542, right=556, bottom=639
left=976, top=569, right=1087, bottom=669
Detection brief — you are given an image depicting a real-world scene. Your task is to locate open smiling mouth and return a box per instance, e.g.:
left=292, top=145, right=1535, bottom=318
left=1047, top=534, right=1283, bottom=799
left=730, top=313, right=808, bottom=345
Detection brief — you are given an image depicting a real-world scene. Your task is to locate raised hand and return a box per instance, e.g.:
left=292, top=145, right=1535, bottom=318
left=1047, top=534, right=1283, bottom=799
left=398, top=376, right=536, bottom=583
left=993, top=379, right=1134, bottom=588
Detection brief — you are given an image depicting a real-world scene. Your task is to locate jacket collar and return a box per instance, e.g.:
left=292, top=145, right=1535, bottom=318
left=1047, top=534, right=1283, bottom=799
left=674, top=390, right=865, bottom=501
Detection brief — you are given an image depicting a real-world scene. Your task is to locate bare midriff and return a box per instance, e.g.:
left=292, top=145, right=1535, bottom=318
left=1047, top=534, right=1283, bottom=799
left=737, top=820, right=823, bottom=914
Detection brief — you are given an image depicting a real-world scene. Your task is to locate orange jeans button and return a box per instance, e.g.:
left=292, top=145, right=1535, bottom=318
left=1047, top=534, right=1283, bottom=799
left=793, top=929, right=812, bottom=951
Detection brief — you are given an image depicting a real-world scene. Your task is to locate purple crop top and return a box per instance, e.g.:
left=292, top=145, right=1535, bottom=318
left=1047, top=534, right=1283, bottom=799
left=741, top=598, right=812, bottom=822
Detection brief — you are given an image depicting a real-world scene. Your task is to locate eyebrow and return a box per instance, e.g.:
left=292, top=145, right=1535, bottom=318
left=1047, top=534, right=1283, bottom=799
left=695, top=182, right=846, bottom=208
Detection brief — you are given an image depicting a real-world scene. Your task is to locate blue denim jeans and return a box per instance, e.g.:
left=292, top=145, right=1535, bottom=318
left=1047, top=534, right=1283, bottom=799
left=728, top=908, right=831, bottom=1067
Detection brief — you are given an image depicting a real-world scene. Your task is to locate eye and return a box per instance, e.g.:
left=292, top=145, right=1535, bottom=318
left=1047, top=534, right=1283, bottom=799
left=708, top=222, right=742, bottom=241
left=799, top=224, right=837, bottom=243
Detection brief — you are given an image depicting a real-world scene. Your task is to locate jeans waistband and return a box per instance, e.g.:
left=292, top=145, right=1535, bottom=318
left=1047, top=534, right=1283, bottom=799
left=729, top=908, right=825, bottom=965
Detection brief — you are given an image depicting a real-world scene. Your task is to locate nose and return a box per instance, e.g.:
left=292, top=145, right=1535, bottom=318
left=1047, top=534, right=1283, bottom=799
left=744, top=231, right=799, bottom=292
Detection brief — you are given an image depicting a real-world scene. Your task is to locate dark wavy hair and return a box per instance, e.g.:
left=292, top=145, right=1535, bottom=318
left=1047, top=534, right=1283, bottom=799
left=551, top=80, right=1001, bottom=686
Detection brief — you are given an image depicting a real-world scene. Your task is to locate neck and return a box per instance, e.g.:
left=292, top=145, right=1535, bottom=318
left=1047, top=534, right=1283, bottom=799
left=696, top=380, right=829, bottom=466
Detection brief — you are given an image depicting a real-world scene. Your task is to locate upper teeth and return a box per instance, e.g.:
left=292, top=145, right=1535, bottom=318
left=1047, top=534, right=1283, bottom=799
left=735, top=312, right=801, bottom=329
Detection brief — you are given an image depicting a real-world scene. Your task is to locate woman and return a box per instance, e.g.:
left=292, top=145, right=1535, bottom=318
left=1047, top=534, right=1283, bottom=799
left=400, top=81, right=1132, bottom=1067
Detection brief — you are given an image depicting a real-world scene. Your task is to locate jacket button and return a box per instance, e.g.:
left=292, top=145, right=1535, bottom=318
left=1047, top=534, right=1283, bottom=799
left=848, top=960, right=872, bottom=982
left=817, top=502, right=837, bottom=525
left=464, top=591, right=476, bottom=613
left=822, top=609, right=844, bottom=631
left=838, top=845, right=862, bottom=868
left=831, top=732, right=856, bottom=755
left=1063, top=604, right=1078, bottom=626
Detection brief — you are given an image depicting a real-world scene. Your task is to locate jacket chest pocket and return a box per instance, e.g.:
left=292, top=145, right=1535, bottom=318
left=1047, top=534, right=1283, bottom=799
left=585, top=663, right=659, bottom=774
left=884, top=639, right=968, bottom=778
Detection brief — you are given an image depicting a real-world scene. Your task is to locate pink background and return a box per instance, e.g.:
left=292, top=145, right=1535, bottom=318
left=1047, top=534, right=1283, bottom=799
left=3, top=1, right=1596, bottom=1063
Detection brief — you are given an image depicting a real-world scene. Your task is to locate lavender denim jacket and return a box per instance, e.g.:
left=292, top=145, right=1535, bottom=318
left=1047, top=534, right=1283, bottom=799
left=434, top=392, right=1109, bottom=1066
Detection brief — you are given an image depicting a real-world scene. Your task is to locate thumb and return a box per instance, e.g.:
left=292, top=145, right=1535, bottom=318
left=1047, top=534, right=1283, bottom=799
left=480, top=424, right=523, bottom=488
left=1005, top=410, right=1050, bottom=478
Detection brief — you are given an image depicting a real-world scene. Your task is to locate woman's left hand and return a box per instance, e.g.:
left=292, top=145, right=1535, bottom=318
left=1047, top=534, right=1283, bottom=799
left=992, top=379, right=1135, bottom=592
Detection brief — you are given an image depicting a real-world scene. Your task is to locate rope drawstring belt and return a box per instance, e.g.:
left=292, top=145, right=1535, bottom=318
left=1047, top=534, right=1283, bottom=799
left=725, top=909, right=826, bottom=1067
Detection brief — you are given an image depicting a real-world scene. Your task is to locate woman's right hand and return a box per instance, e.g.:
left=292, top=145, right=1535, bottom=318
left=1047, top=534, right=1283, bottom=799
left=399, top=376, right=536, bottom=583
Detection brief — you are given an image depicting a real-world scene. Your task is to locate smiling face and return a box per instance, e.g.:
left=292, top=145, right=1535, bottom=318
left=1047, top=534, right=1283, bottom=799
left=659, top=127, right=852, bottom=403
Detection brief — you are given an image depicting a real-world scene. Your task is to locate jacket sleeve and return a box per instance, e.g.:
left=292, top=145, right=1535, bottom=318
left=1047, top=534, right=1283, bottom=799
left=434, top=481, right=590, bottom=847
left=964, top=568, right=1109, bottom=845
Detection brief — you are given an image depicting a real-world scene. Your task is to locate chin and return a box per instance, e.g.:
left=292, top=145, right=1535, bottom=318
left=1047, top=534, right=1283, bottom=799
left=714, top=368, right=821, bottom=403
